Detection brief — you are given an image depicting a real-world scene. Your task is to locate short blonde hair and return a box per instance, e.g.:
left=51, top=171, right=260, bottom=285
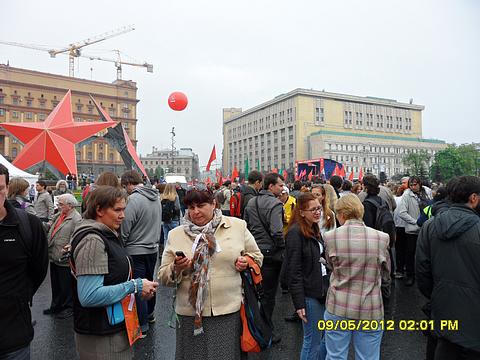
left=334, top=194, right=364, bottom=221
left=8, top=177, right=29, bottom=199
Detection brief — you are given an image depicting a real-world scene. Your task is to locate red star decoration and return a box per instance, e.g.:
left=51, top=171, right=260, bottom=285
left=1, top=90, right=116, bottom=175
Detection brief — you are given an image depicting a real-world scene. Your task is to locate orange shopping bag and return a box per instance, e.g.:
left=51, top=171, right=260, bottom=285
left=121, top=292, right=142, bottom=346
left=122, top=257, right=142, bottom=346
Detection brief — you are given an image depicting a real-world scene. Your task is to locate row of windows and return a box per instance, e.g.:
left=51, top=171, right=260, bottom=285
left=142, top=159, right=192, bottom=166
left=2, top=109, right=130, bottom=120
left=343, top=111, right=413, bottom=133
left=228, top=108, right=296, bottom=140
left=325, top=143, right=436, bottom=156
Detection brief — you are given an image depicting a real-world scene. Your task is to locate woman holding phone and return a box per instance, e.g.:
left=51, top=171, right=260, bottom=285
left=158, top=184, right=263, bottom=360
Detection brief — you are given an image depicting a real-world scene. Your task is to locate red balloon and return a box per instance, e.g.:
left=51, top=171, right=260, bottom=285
left=168, top=92, right=188, bottom=111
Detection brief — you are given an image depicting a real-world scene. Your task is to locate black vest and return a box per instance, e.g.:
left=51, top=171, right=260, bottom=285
left=71, top=226, right=130, bottom=336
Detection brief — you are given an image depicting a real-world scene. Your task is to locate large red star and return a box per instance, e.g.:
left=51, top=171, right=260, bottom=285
left=0, top=90, right=116, bottom=175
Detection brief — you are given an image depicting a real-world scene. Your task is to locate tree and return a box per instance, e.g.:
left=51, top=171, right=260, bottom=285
left=403, top=150, right=431, bottom=180
left=430, top=144, right=480, bottom=182
left=154, top=166, right=164, bottom=178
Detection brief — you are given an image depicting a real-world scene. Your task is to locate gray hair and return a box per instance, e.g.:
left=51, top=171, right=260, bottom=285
left=56, top=179, right=68, bottom=188
left=58, top=193, right=78, bottom=207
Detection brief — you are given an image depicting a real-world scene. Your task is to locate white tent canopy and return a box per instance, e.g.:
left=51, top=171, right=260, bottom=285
left=0, top=154, right=38, bottom=186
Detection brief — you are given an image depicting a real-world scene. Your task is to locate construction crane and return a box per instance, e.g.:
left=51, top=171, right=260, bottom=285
left=0, top=25, right=135, bottom=77
left=84, top=50, right=153, bottom=80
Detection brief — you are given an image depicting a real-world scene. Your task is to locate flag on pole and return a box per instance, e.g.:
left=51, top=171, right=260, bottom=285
left=308, top=170, right=313, bottom=181
left=358, top=167, right=364, bottom=182
left=215, top=169, right=222, bottom=184
left=206, top=145, right=216, bottom=172
left=339, top=165, right=346, bottom=178
left=320, top=158, right=325, bottom=174
left=282, top=169, right=288, bottom=181
left=348, top=169, right=354, bottom=181
left=272, top=168, right=278, bottom=174
left=244, top=157, right=249, bottom=178
left=257, top=159, right=260, bottom=171
left=232, top=165, right=239, bottom=181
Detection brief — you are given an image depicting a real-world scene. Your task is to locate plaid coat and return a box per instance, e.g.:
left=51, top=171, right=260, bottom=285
left=323, top=219, right=391, bottom=320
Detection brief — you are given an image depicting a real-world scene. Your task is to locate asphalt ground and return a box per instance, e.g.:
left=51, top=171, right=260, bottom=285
left=30, top=267, right=427, bottom=360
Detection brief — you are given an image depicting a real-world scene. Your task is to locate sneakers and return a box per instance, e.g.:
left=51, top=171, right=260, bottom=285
left=394, top=272, right=405, bottom=279
left=56, top=308, right=73, bottom=319
left=148, top=313, right=156, bottom=324
left=43, top=307, right=60, bottom=315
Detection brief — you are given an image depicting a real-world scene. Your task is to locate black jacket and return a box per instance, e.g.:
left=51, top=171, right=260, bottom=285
left=286, top=223, right=326, bottom=310
left=0, top=201, right=48, bottom=356
left=244, top=190, right=285, bottom=254
left=240, top=184, right=258, bottom=218
left=416, top=205, right=480, bottom=352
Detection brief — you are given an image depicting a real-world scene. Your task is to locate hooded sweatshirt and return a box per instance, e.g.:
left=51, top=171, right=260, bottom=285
left=416, top=204, right=480, bottom=352
left=121, top=185, right=162, bottom=256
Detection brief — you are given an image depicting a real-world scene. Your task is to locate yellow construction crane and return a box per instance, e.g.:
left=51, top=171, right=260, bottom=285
left=0, top=25, right=139, bottom=77
left=85, top=50, right=153, bottom=80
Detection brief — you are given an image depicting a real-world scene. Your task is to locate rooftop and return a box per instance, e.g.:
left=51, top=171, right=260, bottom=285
left=224, top=88, right=424, bottom=124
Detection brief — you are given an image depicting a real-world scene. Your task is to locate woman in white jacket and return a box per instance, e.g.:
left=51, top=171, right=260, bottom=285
left=397, top=176, right=431, bottom=286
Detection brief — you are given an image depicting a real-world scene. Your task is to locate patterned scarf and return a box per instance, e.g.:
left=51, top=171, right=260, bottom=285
left=183, top=208, right=223, bottom=335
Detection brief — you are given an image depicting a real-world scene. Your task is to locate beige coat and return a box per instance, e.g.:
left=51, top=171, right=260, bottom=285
left=47, top=209, right=82, bottom=266
left=158, top=216, right=263, bottom=317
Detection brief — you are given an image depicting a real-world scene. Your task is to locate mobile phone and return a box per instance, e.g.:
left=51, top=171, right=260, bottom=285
left=175, top=251, right=186, bottom=258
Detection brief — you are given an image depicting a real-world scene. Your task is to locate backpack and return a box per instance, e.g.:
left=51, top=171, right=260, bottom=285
left=364, top=197, right=395, bottom=245
left=214, top=189, right=226, bottom=205
left=230, top=191, right=242, bottom=218
left=161, top=199, right=177, bottom=222
left=240, top=257, right=273, bottom=352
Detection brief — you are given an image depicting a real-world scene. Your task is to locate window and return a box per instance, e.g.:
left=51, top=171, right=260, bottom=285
left=12, top=111, right=19, bottom=119
left=87, top=152, right=93, bottom=161
left=77, top=105, right=82, bottom=112
left=12, top=98, right=19, bottom=105
left=76, top=151, right=81, bottom=160
left=0, top=109, right=5, bottom=116
left=39, top=113, right=46, bottom=121
left=0, top=97, right=3, bottom=104
left=25, top=112, right=32, bottom=120
left=12, top=148, right=17, bottom=158
left=123, top=113, right=129, bottom=119
left=26, top=99, right=32, bottom=107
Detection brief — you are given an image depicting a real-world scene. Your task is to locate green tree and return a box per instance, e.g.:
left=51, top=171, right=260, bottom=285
left=430, top=144, right=480, bottom=182
left=403, top=150, right=431, bottom=180
left=154, top=166, right=164, bottom=178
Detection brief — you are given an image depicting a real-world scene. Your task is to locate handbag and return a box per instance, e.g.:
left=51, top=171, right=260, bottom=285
left=121, top=257, right=142, bottom=346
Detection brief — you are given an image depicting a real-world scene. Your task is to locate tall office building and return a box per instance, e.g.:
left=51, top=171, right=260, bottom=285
left=223, top=88, right=446, bottom=177
left=0, top=64, right=139, bottom=175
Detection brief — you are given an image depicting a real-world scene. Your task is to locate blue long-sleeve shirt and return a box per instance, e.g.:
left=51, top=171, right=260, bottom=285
left=77, top=275, right=143, bottom=307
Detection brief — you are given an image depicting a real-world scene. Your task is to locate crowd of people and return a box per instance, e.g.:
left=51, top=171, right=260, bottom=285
left=0, top=163, right=479, bottom=360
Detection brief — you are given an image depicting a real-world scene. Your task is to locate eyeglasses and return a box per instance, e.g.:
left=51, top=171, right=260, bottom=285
left=186, top=183, right=212, bottom=194
left=304, top=207, right=322, bottom=213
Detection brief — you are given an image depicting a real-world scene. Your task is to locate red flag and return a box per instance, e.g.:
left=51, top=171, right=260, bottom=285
left=358, top=167, right=364, bottom=182
left=320, top=158, right=325, bottom=173
left=215, top=169, right=222, bottom=184
left=307, top=170, right=313, bottom=181
left=348, top=169, right=354, bottom=181
left=332, top=164, right=339, bottom=177
left=294, top=173, right=299, bottom=181
left=206, top=145, right=216, bottom=172
left=272, top=168, right=278, bottom=174
left=339, top=165, right=346, bottom=178
left=282, top=169, right=288, bottom=180
left=232, top=166, right=239, bottom=180
left=206, top=177, right=211, bottom=184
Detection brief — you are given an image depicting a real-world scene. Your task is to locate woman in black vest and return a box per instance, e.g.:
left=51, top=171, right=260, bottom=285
left=71, top=186, right=158, bottom=360
left=286, top=192, right=328, bottom=360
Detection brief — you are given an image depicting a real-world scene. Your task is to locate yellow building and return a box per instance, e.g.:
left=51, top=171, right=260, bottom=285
left=223, top=88, right=446, bottom=177
left=0, top=64, right=139, bottom=175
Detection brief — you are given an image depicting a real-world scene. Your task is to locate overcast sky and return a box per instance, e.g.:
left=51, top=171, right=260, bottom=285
left=1, top=0, right=479, bottom=168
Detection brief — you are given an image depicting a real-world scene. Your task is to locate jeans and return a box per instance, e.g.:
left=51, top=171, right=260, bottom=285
left=131, top=253, right=158, bottom=333
left=49, top=263, right=73, bottom=311
left=395, top=227, right=406, bottom=274
left=0, top=345, right=30, bottom=360
left=434, top=338, right=480, bottom=360
left=301, top=297, right=326, bottom=360
left=260, top=260, right=282, bottom=328
left=405, top=232, right=418, bottom=278
left=324, top=311, right=383, bottom=360
left=163, top=220, right=180, bottom=246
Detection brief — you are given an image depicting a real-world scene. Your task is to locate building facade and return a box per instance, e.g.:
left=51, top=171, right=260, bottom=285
left=223, top=88, right=446, bottom=178
left=141, top=147, right=200, bottom=181
left=0, top=64, right=139, bottom=175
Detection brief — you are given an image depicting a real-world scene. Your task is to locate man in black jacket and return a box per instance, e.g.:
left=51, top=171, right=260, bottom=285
left=0, top=164, right=48, bottom=359
left=240, top=170, right=263, bottom=218
left=244, top=172, right=285, bottom=344
left=416, top=176, right=480, bottom=359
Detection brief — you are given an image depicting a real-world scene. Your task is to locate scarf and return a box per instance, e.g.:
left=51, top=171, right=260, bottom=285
left=182, top=208, right=223, bottom=335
